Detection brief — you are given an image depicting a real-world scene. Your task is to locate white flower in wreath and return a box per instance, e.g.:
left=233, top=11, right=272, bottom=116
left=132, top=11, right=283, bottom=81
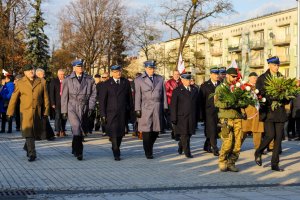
left=241, top=80, right=247, bottom=84
left=254, top=89, right=259, bottom=94
left=245, top=86, right=251, bottom=91
left=235, top=82, right=241, bottom=87
left=261, top=97, right=266, bottom=102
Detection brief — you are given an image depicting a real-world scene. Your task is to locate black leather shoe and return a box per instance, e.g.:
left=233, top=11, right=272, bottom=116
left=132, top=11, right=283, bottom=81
left=213, top=149, right=220, bottom=156
left=28, top=156, right=36, bottom=162
left=77, top=154, right=83, bottom=161
left=185, top=154, right=193, bottom=158
left=271, top=165, right=284, bottom=172
left=255, top=154, right=262, bottom=166
left=114, top=157, right=121, bottom=161
left=178, top=147, right=183, bottom=155
left=146, top=155, right=154, bottom=159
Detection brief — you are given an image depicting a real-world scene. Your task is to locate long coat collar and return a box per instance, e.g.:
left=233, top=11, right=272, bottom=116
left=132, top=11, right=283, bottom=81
left=141, top=72, right=158, bottom=90
left=69, top=72, right=88, bottom=95
left=108, top=77, right=125, bottom=96
left=178, top=84, right=197, bottom=98
left=22, top=77, right=41, bottom=89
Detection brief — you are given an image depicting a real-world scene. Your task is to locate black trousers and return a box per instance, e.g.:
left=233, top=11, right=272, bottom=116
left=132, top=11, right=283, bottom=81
left=111, top=136, right=123, bottom=158
left=256, top=121, right=284, bottom=166
left=55, top=108, right=67, bottom=132
left=143, top=132, right=159, bottom=157
left=23, top=137, right=36, bottom=157
left=1, top=112, right=12, bottom=132
left=72, top=135, right=83, bottom=156
left=178, top=134, right=191, bottom=155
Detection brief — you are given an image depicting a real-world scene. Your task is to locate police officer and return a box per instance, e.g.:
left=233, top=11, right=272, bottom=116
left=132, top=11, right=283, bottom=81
left=199, top=67, right=220, bottom=156
left=61, top=59, right=96, bottom=161
left=215, top=68, right=243, bottom=172
left=255, top=56, right=287, bottom=171
left=99, top=65, right=133, bottom=161
left=135, top=60, right=168, bottom=159
left=7, top=65, right=49, bottom=162
left=218, top=67, right=226, bottom=82
left=170, top=72, right=199, bottom=158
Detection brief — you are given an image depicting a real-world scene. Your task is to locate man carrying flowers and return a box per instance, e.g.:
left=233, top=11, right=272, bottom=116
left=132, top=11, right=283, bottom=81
left=254, top=56, right=300, bottom=171
left=214, top=68, right=253, bottom=172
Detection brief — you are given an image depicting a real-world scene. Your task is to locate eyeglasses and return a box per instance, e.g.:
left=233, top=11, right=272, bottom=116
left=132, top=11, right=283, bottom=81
left=101, top=76, right=108, bottom=78
left=230, top=75, right=238, bottom=78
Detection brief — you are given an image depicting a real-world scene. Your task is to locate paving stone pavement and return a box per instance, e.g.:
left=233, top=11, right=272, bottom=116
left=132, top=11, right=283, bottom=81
left=0, top=122, right=300, bottom=199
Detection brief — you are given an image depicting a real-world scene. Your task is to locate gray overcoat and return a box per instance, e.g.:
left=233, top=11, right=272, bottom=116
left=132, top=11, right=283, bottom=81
left=134, top=72, right=168, bottom=132
left=61, top=72, right=96, bottom=135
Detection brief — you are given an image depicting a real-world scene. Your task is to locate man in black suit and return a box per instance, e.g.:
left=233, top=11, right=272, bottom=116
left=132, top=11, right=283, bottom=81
left=255, top=56, right=288, bottom=172
left=99, top=65, right=133, bottom=161
left=199, top=67, right=220, bottom=156
left=171, top=72, right=199, bottom=158
left=50, top=69, right=67, bottom=137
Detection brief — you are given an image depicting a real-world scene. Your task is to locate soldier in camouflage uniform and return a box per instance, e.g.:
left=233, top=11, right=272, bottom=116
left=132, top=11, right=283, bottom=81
left=214, top=68, right=243, bottom=172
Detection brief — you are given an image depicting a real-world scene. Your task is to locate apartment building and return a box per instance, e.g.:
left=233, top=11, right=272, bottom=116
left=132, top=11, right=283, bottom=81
left=142, top=7, right=298, bottom=83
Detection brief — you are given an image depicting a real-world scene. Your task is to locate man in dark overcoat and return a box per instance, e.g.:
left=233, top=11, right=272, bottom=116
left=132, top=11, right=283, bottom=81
left=199, top=67, right=220, bottom=156
left=61, top=59, right=96, bottom=160
left=7, top=65, right=49, bottom=162
left=99, top=65, right=133, bottom=161
left=135, top=60, right=168, bottom=159
left=255, top=56, right=288, bottom=171
left=170, top=72, right=199, bottom=158
left=96, top=72, right=110, bottom=135
left=50, top=69, right=67, bottom=137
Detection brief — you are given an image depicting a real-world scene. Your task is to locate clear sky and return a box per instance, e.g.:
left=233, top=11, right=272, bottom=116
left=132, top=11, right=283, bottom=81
left=42, top=0, right=298, bottom=50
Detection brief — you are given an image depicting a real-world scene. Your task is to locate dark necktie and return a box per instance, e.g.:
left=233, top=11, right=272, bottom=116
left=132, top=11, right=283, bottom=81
left=149, top=76, right=153, bottom=82
left=116, top=80, right=119, bottom=85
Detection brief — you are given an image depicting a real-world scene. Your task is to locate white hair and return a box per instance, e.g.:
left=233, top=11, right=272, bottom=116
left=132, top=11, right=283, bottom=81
left=35, top=68, right=45, bottom=75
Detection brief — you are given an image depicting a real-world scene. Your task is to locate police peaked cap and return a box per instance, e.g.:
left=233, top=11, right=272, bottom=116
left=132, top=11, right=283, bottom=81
left=219, top=67, right=226, bottom=74
left=267, top=56, right=280, bottom=65
left=110, top=65, right=122, bottom=70
left=210, top=66, right=219, bottom=74
left=144, top=60, right=156, bottom=68
left=180, top=72, right=192, bottom=80
left=72, top=59, right=83, bottom=67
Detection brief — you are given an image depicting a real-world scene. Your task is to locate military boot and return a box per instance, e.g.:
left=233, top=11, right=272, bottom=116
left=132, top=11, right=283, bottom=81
left=227, top=165, right=239, bottom=172
left=219, top=163, right=227, bottom=172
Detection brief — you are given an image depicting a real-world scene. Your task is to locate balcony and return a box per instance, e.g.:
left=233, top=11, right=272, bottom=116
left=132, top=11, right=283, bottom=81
left=194, top=50, right=205, bottom=59
left=273, top=36, right=291, bottom=46
left=249, top=60, right=264, bottom=69
left=250, top=40, right=265, bottom=50
left=278, top=56, right=290, bottom=65
left=210, top=47, right=223, bottom=57
left=228, top=43, right=242, bottom=53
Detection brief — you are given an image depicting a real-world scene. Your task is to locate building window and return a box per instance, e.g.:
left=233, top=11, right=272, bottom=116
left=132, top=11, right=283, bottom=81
left=284, top=26, right=290, bottom=36
left=284, top=68, right=289, bottom=77
left=285, top=47, right=290, bottom=56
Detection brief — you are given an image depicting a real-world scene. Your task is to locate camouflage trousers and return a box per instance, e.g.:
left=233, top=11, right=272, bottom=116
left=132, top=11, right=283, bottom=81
left=219, top=118, right=243, bottom=170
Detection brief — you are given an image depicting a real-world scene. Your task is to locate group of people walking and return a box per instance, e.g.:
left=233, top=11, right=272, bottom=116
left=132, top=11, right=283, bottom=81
left=3, top=55, right=298, bottom=173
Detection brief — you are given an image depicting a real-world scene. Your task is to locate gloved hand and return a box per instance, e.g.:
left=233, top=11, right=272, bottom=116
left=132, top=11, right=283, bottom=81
left=6, top=115, right=12, bottom=121
left=135, top=110, right=141, bottom=118
left=100, top=116, right=107, bottom=124
left=88, top=109, right=93, bottom=118
left=62, top=113, right=68, bottom=120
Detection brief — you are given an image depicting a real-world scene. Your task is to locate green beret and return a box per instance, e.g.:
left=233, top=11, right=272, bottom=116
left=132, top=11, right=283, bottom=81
left=248, top=72, right=258, bottom=77
left=226, top=68, right=238, bottom=75
left=23, top=64, right=34, bottom=72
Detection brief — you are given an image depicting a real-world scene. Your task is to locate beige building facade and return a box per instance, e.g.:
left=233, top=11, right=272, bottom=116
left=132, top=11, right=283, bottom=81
left=142, top=8, right=298, bottom=84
